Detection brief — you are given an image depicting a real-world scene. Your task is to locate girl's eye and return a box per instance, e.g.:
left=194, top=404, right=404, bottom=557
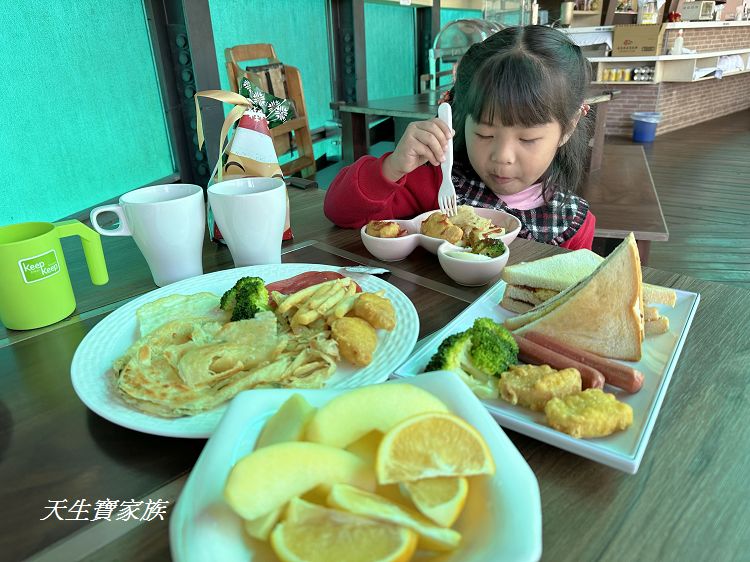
left=520, top=138, right=540, bottom=144
left=475, top=133, right=493, bottom=139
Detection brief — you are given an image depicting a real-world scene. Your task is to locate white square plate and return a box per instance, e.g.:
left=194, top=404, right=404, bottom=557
left=394, top=281, right=700, bottom=474
left=169, top=372, right=542, bottom=562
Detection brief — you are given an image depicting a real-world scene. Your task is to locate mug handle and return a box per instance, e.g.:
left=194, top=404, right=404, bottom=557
left=89, top=204, right=131, bottom=236
left=54, top=220, right=110, bottom=286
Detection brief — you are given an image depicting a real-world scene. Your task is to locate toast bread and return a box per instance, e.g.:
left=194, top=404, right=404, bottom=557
left=508, top=234, right=644, bottom=361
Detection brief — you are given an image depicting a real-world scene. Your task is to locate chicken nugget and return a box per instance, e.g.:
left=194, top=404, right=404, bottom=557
left=420, top=212, right=463, bottom=244
left=545, top=388, right=633, bottom=439
left=350, top=293, right=397, bottom=331
left=366, top=220, right=402, bottom=238
left=498, top=364, right=581, bottom=412
left=331, top=317, right=378, bottom=367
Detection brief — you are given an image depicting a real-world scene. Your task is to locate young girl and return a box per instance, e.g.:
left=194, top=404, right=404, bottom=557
left=324, top=25, right=596, bottom=250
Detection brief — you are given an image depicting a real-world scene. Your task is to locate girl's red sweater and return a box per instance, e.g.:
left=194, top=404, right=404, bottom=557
left=323, top=154, right=596, bottom=251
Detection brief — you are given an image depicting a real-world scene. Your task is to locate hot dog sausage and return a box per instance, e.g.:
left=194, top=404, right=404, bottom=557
left=523, top=331, right=644, bottom=393
left=513, top=334, right=605, bottom=390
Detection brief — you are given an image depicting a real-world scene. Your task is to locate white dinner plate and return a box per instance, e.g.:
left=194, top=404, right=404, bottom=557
left=71, top=264, right=419, bottom=438
left=169, top=372, right=542, bottom=562
left=395, top=281, right=700, bottom=474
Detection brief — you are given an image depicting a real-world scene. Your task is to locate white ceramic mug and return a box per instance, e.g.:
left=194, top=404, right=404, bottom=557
left=90, top=184, right=205, bottom=286
left=207, top=177, right=286, bottom=267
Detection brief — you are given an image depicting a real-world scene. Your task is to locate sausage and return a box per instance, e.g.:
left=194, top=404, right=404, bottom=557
left=513, top=334, right=605, bottom=390
left=523, top=331, right=644, bottom=394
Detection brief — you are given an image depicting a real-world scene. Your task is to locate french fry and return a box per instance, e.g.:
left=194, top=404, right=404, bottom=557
left=316, top=287, right=347, bottom=315
left=331, top=294, right=359, bottom=320
left=294, top=307, right=321, bottom=326
left=277, top=280, right=338, bottom=314
left=306, top=282, right=338, bottom=310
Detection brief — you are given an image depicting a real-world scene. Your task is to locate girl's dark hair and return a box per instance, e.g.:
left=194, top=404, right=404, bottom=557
left=451, top=25, right=592, bottom=199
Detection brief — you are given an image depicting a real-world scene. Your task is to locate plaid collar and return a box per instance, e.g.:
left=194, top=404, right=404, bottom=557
left=451, top=162, right=589, bottom=246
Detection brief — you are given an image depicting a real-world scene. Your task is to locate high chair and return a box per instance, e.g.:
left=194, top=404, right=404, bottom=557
left=225, top=43, right=316, bottom=179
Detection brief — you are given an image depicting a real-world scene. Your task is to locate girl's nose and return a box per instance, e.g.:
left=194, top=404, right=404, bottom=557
left=491, top=141, right=514, bottom=165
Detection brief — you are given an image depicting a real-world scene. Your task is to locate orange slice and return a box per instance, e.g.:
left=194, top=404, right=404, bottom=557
left=401, top=477, right=469, bottom=527
left=376, top=412, right=495, bottom=484
left=270, top=498, right=417, bottom=562
left=328, top=484, right=461, bottom=551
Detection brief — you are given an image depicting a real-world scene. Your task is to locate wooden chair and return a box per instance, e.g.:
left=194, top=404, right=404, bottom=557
left=419, top=68, right=456, bottom=94
left=225, top=43, right=316, bottom=178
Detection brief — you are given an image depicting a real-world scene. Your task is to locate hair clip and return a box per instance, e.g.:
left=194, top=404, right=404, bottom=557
left=439, top=89, right=454, bottom=105
left=580, top=103, right=590, bottom=117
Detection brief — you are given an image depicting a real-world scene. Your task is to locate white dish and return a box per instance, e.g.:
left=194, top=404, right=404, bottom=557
left=169, top=372, right=542, bottom=562
left=360, top=207, right=521, bottom=262
left=70, top=264, right=419, bottom=438
left=394, top=281, right=700, bottom=474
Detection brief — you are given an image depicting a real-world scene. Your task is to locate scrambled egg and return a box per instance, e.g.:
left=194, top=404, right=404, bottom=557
left=545, top=389, right=633, bottom=439
left=498, top=364, right=582, bottom=411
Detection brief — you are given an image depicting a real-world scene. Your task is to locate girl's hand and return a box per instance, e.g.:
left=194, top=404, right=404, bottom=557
left=382, top=118, right=454, bottom=182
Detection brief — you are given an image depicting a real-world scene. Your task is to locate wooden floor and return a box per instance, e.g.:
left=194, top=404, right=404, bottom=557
left=609, top=110, right=750, bottom=291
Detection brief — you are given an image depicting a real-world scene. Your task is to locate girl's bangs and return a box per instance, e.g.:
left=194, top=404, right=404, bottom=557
left=467, top=54, right=563, bottom=128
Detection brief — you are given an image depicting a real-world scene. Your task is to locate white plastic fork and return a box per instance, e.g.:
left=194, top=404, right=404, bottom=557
left=437, top=102, right=457, bottom=217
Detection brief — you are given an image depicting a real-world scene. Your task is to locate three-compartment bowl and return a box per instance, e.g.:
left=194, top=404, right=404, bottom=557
left=360, top=207, right=521, bottom=286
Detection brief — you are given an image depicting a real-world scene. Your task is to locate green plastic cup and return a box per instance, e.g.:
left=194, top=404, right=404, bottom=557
left=0, top=220, right=109, bottom=330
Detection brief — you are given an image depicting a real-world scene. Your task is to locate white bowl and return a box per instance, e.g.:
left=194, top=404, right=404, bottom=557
left=359, top=207, right=521, bottom=263
left=437, top=240, right=510, bottom=286
left=169, top=372, right=542, bottom=562
left=360, top=219, right=418, bottom=261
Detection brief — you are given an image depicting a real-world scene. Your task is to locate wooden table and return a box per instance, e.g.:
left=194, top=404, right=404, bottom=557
left=334, top=91, right=615, bottom=172
left=2, top=187, right=748, bottom=561
left=582, top=143, right=669, bottom=264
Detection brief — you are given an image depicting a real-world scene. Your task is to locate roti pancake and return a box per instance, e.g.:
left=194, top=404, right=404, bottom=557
left=136, top=293, right=230, bottom=337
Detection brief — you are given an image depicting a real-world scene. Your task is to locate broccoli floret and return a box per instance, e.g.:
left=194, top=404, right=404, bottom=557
left=425, top=331, right=471, bottom=373
left=424, top=318, right=518, bottom=399
left=220, top=276, right=270, bottom=321
left=472, top=317, right=519, bottom=360
left=472, top=238, right=506, bottom=258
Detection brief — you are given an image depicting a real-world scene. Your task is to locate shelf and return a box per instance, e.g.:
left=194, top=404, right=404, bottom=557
left=694, top=68, right=750, bottom=81
left=663, top=20, right=750, bottom=29
left=591, top=80, right=655, bottom=84
left=588, top=48, right=750, bottom=63
left=573, top=10, right=600, bottom=15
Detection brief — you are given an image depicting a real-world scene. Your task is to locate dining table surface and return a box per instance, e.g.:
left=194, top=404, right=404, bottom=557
left=2, top=185, right=749, bottom=562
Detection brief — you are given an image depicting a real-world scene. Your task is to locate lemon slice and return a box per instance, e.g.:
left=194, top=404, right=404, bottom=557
left=401, top=477, right=468, bottom=527
left=271, top=498, right=417, bottom=562
left=328, top=484, right=461, bottom=551
left=376, top=412, right=495, bottom=484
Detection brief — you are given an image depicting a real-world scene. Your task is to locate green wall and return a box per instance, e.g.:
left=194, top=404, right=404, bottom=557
left=365, top=2, right=416, bottom=100
left=0, top=1, right=174, bottom=225
left=208, top=0, right=334, bottom=132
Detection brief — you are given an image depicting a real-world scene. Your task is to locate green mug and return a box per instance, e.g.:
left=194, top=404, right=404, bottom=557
left=0, top=220, right=109, bottom=330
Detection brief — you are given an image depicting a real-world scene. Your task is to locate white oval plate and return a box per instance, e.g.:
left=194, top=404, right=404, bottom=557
left=169, top=372, right=542, bottom=562
left=70, top=264, right=419, bottom=438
